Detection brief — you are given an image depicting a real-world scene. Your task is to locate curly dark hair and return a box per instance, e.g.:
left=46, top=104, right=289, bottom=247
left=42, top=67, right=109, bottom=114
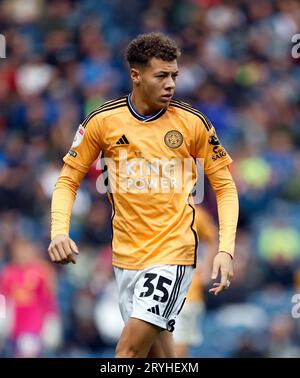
left=125, top=32, right=181, bottom=68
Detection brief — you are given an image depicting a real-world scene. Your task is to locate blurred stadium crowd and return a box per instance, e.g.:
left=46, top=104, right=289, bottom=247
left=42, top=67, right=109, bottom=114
left=0, top=0, right=300, bottom=357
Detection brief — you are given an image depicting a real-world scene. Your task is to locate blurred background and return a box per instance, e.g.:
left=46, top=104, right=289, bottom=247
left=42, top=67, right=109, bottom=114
left=0, top=0, right=300, bottom=358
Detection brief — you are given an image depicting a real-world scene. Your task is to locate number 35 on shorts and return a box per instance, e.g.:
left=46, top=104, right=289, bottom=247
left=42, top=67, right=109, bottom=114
left=137, top=265, right=194, bottom=331
left=139, top=273, right=172, bottom=302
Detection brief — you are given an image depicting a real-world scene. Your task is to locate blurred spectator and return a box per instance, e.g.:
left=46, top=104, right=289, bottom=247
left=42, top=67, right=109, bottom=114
left=231, top=333, right=267, bottom=358
left=0, top=235, right=61, bottom=357
left=267, top=314, right=300, bottom=357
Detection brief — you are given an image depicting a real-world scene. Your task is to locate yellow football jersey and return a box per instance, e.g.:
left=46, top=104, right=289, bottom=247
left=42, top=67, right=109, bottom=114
left=63, top=96, right=232, bottom=269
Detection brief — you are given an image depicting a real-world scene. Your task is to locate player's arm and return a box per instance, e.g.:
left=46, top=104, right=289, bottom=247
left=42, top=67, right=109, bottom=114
left=48, top=164, right=84, bottom=264
left=48, top=115, right=103, bottom=265
left=207, top=166, right=239, bottom=295
left=192, top=117, right=238, bottom=295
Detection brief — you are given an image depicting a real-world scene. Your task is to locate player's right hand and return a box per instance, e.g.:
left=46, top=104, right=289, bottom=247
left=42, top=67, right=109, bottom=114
left=48, top=234, right=79, bottom=265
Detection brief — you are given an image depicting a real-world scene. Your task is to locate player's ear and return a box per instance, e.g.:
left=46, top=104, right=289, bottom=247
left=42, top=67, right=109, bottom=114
left=130, top=68, right=140, bottom=85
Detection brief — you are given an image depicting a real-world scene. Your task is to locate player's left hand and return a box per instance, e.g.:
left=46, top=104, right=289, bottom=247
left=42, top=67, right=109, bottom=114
left=209, top=251, right=233, bottom=296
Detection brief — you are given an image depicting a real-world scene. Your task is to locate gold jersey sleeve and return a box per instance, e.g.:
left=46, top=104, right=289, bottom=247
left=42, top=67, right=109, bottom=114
left=208, top=166, right=239, bottom=258
left=63, top=112, right=103, bottom=173
left=192, top=123, right=232, bottom=175
left=51, top=164, right=84, bottom=239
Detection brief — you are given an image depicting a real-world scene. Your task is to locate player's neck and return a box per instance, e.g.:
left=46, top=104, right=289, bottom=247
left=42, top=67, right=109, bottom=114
left=130, top=91, right=162, bottom=116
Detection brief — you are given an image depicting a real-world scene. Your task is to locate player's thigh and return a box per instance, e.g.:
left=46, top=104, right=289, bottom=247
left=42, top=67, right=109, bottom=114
left=115, top=317, right=161, bottom=358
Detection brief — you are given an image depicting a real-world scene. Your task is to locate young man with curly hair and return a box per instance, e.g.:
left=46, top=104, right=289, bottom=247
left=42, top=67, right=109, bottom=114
left=48, top=33, right=239, bottom=358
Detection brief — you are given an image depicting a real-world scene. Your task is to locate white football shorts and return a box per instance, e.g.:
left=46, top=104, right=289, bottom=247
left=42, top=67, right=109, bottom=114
left=113, top=264, right=194, bottom=332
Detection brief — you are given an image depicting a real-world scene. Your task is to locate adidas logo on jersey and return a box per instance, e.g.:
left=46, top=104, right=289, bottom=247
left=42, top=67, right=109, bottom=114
left=147, top=305, right=160, bottom=315
left=116, top=135, right=130, bottom=145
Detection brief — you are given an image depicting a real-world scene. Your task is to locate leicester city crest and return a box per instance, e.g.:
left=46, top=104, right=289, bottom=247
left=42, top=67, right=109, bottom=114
left=164, top=130, right=183, bottom=149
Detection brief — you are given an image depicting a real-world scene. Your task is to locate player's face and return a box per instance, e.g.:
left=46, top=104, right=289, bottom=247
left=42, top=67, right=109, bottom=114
left=133, top=58, right=179, bottom=109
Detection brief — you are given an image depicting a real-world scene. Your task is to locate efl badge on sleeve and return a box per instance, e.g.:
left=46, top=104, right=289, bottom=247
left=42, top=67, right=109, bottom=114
left=71, top=124, right=85, bottom=148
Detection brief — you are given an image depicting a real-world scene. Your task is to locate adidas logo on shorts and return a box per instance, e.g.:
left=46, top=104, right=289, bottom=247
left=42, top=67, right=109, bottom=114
left=147, top=304, right=160, bottom=315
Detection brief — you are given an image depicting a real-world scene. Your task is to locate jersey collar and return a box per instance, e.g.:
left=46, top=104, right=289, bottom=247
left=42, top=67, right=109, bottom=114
left=126, top=94, right=167, bottom=122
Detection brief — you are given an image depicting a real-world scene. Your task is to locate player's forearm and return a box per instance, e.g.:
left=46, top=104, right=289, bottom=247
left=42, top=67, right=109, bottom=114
left=207, top=166, right=239, bottom=258
left=215, top=183, right=238, bottom=257
left=51, top=164, right=84, bottom=240
left=51, top=182, right=76, bottom=239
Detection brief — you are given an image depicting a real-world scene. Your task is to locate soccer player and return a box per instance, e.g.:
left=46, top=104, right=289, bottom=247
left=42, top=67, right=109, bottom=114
left=48, top=33, right=239, bottom=358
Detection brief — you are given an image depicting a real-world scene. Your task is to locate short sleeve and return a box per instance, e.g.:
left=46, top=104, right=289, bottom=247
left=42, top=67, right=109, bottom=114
left=63, top=115, right=102, bottom=173
left=192, top=118, right=232, bottom=175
